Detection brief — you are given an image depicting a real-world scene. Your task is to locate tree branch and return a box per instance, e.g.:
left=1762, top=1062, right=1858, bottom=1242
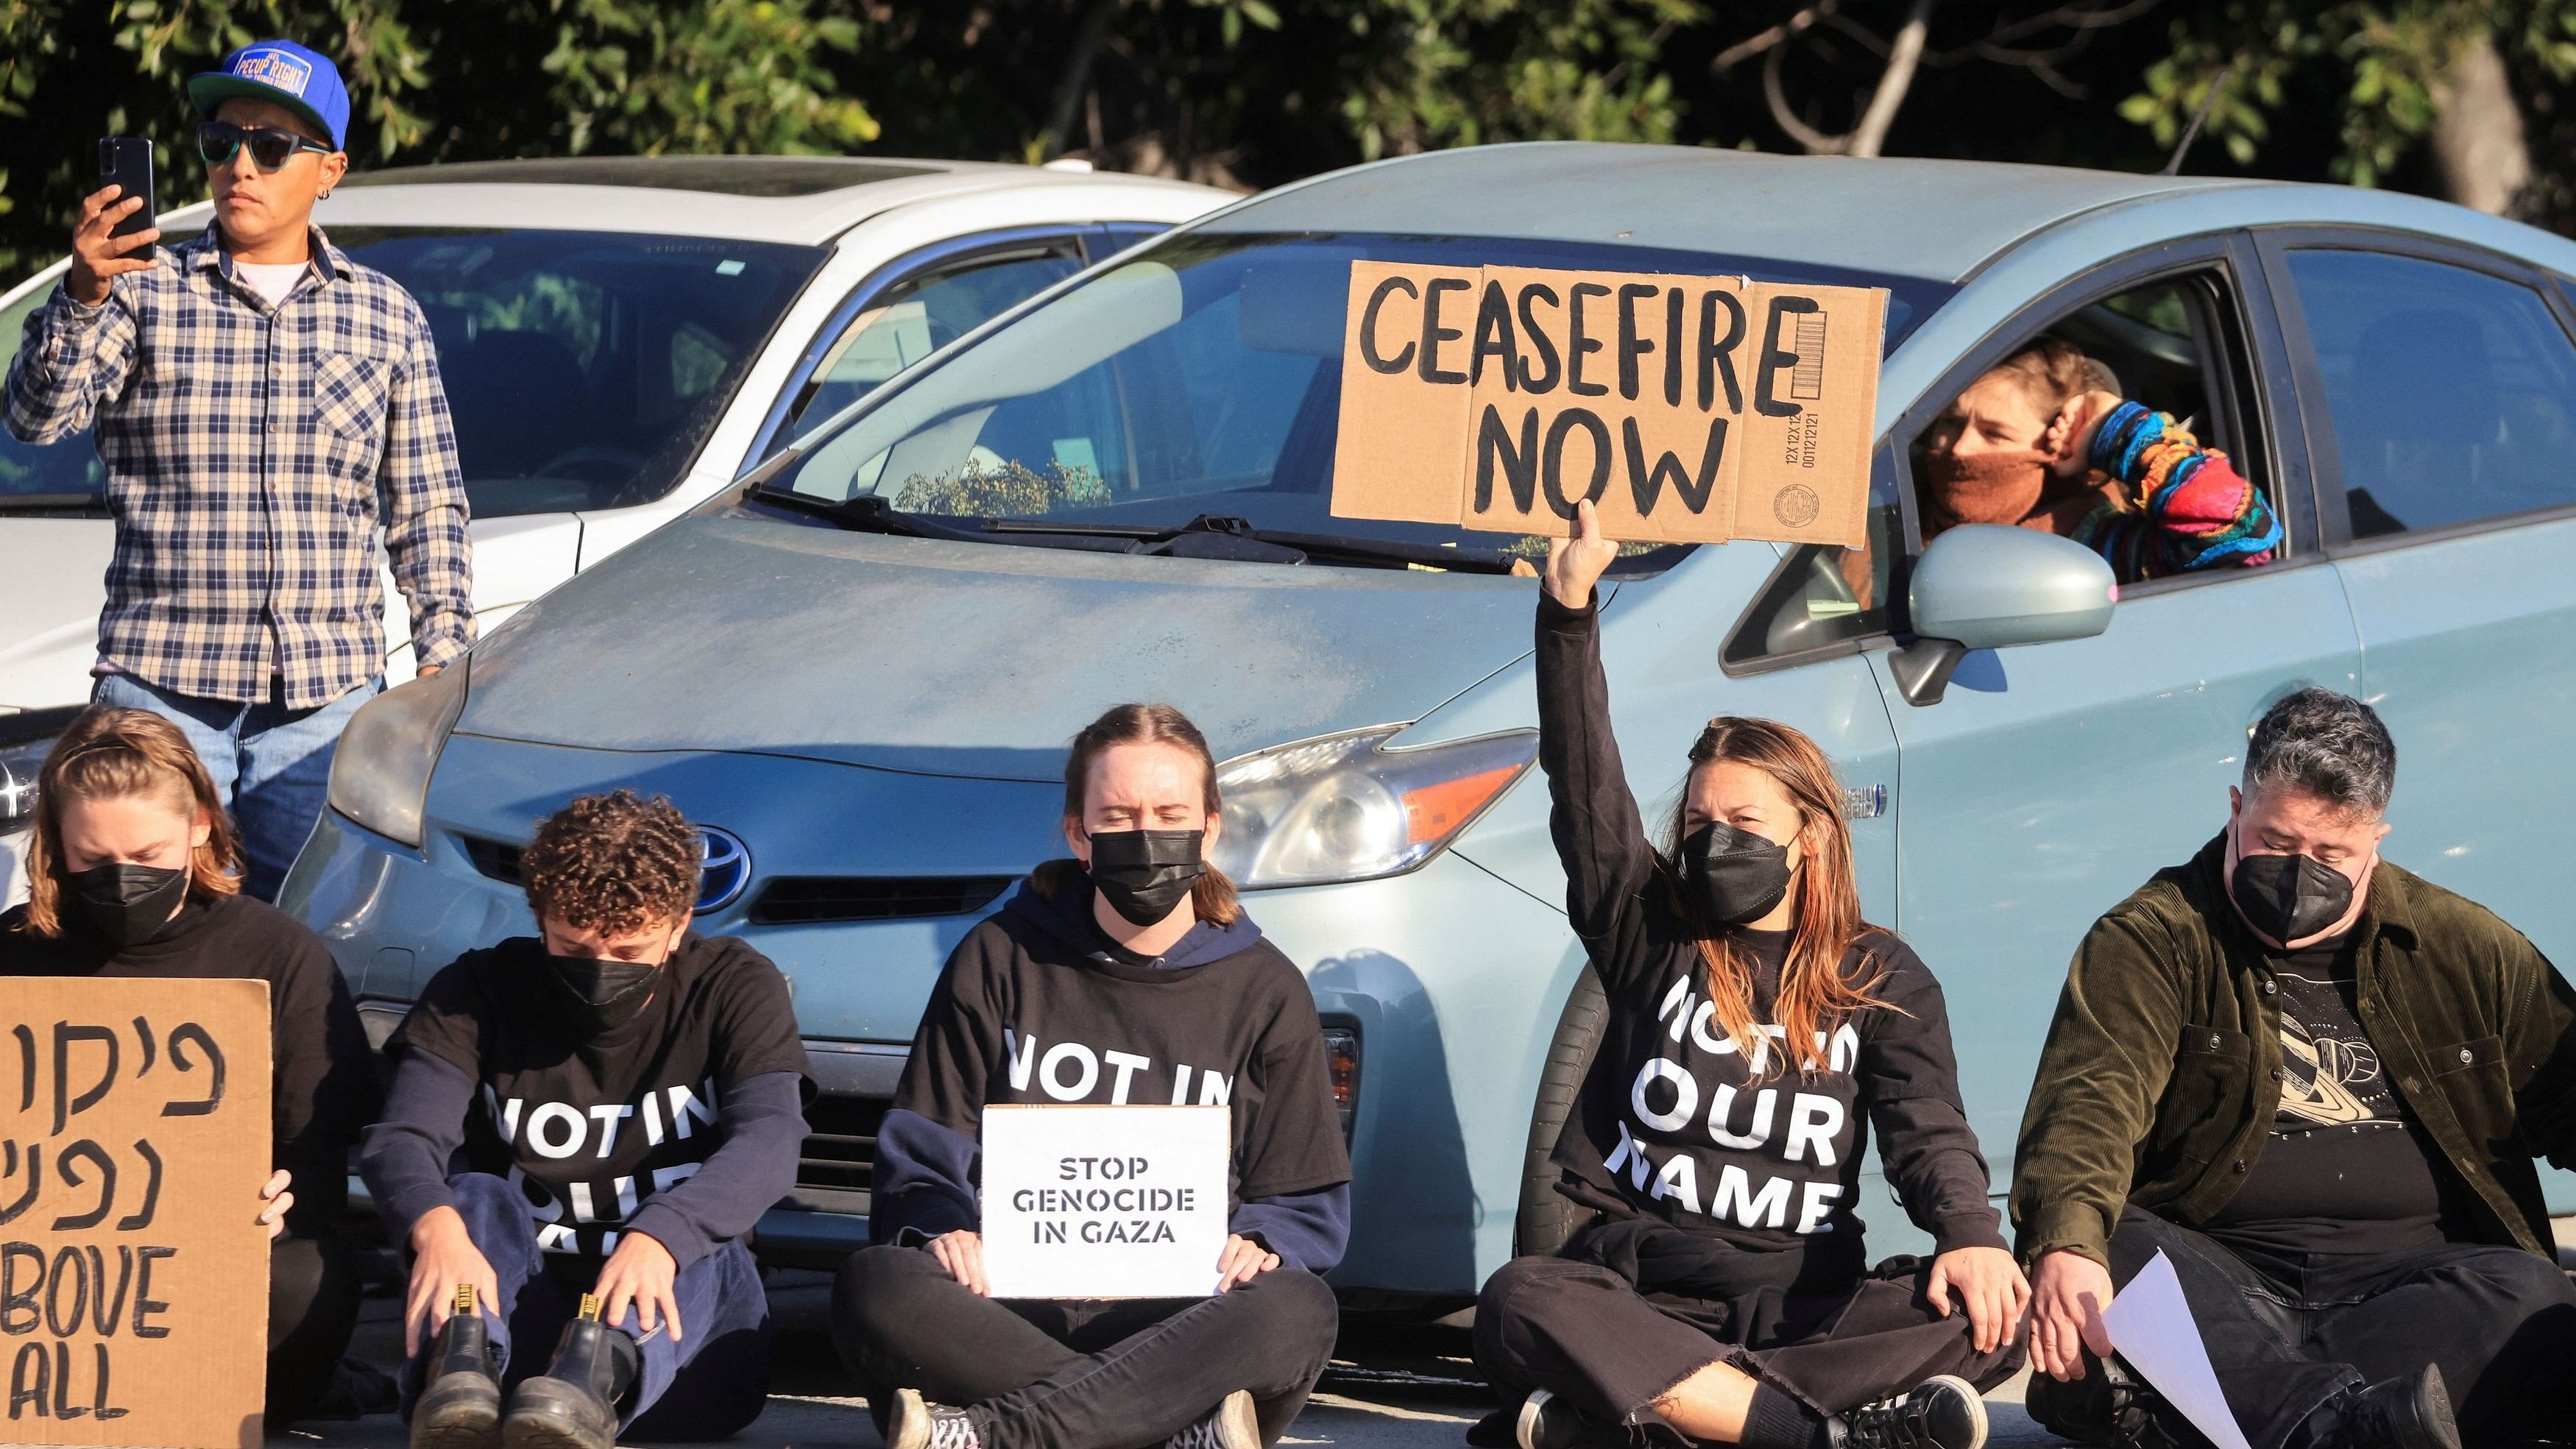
left=1848, top=0, right=1936, bottom=157
left=1043, top=0, right=1122, bottom=160
left=1764, top=40, right=1848, bottom=153
left=1716, top=1, right=1834, bottom=75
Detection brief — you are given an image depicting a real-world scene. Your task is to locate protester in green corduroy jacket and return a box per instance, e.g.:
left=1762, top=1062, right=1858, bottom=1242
left=2008, top=688, right=2576, bottom=1449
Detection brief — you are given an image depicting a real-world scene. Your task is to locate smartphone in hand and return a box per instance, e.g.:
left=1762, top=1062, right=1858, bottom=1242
left=97, top=137, right=156, bottom=260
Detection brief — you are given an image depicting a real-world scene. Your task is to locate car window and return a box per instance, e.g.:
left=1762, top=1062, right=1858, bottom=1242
left=1729, top=268, right=2267, bottom=666
left=778, top=244, right=1087, bottom=450
left=0, top=278, right=108, bottom=506
left=776, top=231, right=1950, bottom=573
left=2285, top=249, right=2576, bottom=539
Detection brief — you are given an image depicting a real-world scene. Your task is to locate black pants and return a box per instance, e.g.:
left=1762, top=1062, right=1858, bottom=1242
left=268, top=1235, right=361, bottom=1428
left=2031, top=1206, right=2576, bottom=1449
left=832, top=1244, right=1340, bottom=1449
left=1475, top=1232, right=2021, bottom=1438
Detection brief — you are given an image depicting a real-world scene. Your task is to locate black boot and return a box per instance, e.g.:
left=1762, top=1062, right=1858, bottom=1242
left=500, top=1315, right=638, bottom=1449
left=412, top=1289, right=503, bottom=1449
left=2025, top=1356, right=2184, bottom=1448
left=1830, top=1374, right=1989, bottom=1449
left=2308, top=1365, right=2460, bottom=1449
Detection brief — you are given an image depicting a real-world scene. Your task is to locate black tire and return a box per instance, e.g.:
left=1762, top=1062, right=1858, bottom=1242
left=1512, top=963, right=1609, bottom=1258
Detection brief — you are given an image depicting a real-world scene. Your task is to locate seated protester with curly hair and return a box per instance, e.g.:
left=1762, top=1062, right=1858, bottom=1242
left=832, top=703, right=1351, bottom=1449
left=1919, top=339, right=2282, bottom=584
left=0, top=706, right=380, bottom=1428
left=361, top=790, right=813, bottom=1449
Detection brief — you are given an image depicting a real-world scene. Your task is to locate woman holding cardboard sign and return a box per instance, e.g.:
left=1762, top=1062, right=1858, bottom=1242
left=0, top=706, right=381, bottom=1427
left=832, top=703, right=1350, bottom=1449
left=1469, top=500, right=2028, bottom=1449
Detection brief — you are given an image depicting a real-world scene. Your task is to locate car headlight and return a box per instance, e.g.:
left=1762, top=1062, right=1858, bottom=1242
left=0, top=706, right=83, bottom=834
left=1212, top=726, right=1537, bottom=889
left=325, top=659, right=470, bottom=849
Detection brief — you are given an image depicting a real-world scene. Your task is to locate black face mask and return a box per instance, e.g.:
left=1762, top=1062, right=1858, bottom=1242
left=1086, top=829, right=1205, bottom=927
left=546, top=952, right=662, bottom=1035
left=67, top=862, right=190, bottom=949
left=1680, top=821, right=1794, bottom=926
left=2230, top=845, right=2357, bottom=946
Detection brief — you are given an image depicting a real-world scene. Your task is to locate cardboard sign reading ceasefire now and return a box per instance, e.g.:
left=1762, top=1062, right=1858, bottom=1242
left=0, top=979, right=272, bottom=1449
left=1330, top=261, right=1886, bottom=546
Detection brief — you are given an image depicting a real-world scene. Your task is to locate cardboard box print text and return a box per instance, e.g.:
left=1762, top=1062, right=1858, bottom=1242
left=1331, top=261, right=1886, bottom=548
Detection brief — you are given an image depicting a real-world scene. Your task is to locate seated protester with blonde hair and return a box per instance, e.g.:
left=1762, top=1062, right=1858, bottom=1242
left=0, top=705, right=380, bottom=1427
left=361, top=790, right=811, bottom=1449
left=833, top=703, right=1351, bottom=1449
left=1920, top=339, right=2280, bottom=584
left=1471, top=500, right=2025, bottom=1449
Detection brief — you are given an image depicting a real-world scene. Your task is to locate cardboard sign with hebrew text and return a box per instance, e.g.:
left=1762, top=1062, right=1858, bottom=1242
left=1331, top=261, right=1884, bottom=546
left=0, top=979, right=272, bottom=1449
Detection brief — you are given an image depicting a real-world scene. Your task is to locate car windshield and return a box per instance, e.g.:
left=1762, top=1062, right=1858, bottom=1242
left=0, top=226, right=825, bottom=517
left=770, top=231, right=1950, bottom=567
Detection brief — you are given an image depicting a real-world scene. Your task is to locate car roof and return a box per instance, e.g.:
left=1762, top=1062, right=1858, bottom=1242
left=1200, top=142, right=2268, bottom=284
left=318, top=155, right=1230, bottom=246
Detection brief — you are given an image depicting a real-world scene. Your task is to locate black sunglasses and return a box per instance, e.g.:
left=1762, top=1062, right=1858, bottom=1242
left=196, top=121, right=332, bottom=171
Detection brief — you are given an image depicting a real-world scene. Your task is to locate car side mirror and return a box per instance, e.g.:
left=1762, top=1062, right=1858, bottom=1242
left=1888, top=524, right=2117, bottom=706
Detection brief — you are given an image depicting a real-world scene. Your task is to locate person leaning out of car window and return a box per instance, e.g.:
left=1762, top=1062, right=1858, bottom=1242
left=1919, top=339, right=2279, bottom=584
left=1, top=38, right=472, bottom=903
left=1471, top=499, right=2026, bottom=1449
left=0, top=706, right=382, bottom=1427
left=832, top=703, right=1351, bottom=1449
left=364, top=790, right=813, bottom=1449
left=2014, top=689, right=2576, bottom=1449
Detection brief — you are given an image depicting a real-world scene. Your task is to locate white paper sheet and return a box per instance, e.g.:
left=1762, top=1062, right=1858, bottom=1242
left=2101, top=1250, right=2254, bottom=1449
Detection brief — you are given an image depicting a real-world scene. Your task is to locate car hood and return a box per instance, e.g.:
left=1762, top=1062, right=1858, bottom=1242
left=0, top=518, right=114, bottom=712
left=459, top=515, right=1542, bottom=781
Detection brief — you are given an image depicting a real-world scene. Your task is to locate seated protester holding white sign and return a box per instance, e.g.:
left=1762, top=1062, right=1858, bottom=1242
left=0, top=706, right=380, bottom=1428
left=833, top=703, right=1351, bottom=1449
left=1919, top=339, right=2280, bottom=584
left=1472, top=500, right=2028, bottom=1449
left=360, top=790, right=812, bottom=1449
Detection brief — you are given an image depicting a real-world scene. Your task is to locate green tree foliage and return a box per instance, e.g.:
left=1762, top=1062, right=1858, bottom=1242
left=10, top=0, right=2576, bottom=291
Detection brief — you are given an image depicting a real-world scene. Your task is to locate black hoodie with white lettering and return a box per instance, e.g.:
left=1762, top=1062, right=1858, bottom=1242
left=870, top=865, right=1352, bottom=1272
left=1538, top=593, right=2004, bottom=1270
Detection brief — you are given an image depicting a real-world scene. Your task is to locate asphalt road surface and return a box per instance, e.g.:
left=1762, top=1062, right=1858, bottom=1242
left=178, top=1273, right=2073, bottom=1449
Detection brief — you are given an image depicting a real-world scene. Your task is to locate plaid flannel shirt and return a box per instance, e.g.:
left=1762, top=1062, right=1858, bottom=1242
left=4, top=223, right=472, bottom=709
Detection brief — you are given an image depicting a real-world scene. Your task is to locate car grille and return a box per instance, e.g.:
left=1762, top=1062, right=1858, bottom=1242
left=458, top=835, right=1008, bottom=926
left=799, top=1094, right=889, bottom=1194
left=749, top=875, right=1012, bottom=924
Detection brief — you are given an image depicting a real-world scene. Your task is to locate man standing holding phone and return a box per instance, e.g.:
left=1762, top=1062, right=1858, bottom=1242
left=4, top=39, right=472, bottom=900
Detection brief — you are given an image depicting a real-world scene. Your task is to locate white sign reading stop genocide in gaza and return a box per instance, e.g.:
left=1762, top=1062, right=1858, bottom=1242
left=980, top=1105, right=1230, bottom=1300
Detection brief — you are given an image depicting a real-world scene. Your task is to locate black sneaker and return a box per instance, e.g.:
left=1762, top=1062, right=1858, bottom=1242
left=1165, top=1390, right=1261, bottom=1449
left=500, top=1306, right=637, bottom=1449
left=1512, top=1389, right=1624, bottom=1449
left=1833, top=1374, right=1989, bottom=1449
left=411, top=1286, right=503, bottom=1449
left=2318, top=1365, right=2460, bottom=1449
left=885, top=1387, right=985, bottom=1449
left=2025, top=1357, right=2182, bottom=1448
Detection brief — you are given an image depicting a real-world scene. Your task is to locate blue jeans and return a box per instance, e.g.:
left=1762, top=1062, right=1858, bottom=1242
left=397, top=1174, right=773, bottom=1439
left=91, top=670, right=380, bottom=901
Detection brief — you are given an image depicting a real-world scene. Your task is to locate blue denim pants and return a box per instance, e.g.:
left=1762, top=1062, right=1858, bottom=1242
left=396, top=1173, right=774, bottom=1439
left=90, top=670, right=379, bottom=901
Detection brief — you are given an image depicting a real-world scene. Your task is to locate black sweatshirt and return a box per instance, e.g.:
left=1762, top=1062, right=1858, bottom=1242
left=0, top=893, right=379, bottom=1237
left=1536, top=593, right=2006, bottom=1264
left=871, top=868, right=1353, bottom=1273
left=359, top=932, right=813, bottom=1269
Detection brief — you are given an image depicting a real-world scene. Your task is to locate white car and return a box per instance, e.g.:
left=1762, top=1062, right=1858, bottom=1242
left=0, top=155, right=1231, bottom=892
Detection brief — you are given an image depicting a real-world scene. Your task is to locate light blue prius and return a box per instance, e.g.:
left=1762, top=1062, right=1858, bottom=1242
left=285, top=142, right=2576, bottom=1305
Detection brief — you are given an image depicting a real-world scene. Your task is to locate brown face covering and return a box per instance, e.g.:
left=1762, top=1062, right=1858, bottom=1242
left=1922, top=448, right=2051, bottom=535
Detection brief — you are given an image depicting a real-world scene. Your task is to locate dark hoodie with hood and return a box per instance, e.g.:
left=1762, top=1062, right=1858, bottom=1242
left=870, top=863, right=1353, bottom=1274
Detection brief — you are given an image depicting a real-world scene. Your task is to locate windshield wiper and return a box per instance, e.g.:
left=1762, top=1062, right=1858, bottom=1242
left=983, top=513, right=1525, bottom=574
left=742, top=484, right=985, bottom=542
left=0, top=492, right=107, bottom=514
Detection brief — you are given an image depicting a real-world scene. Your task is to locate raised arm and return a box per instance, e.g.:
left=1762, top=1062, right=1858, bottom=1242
left=2073, top=402, right=2281, bottom=581
left=1537, top=499, right=1666, bottom=992
left=4, top=188, right=152, bottom=445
